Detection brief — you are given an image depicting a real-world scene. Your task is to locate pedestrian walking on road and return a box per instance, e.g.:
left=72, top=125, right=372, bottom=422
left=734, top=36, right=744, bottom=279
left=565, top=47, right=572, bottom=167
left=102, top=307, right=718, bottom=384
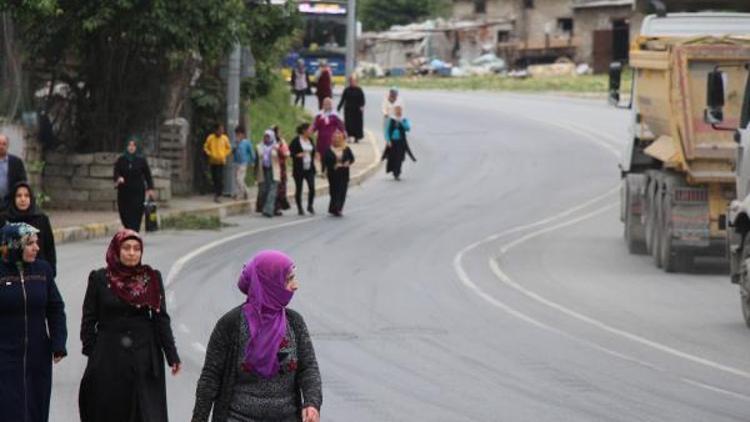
left=290, top=123, right=317, bottom=216
left=4, top=182, right=57, bottom=274
left=324, top=131, right=355, bottom=217
left=0, top=222, right=67, bottom=422
left=384, top=105, right=416, bottom=181
left=381, top=87, right=404, bottom=140
left=337, top=75, right=366, bottom=143
left=191, top=250, right=322, bottom=422
left=0, top=133, right=28, bottom=209
left=315, top=60, right=332, bottom=110
left=312, top=98, right=345, bottom=174
left=233, top=126, right=255, bottom=200
left=114, top=136, right=156, bottom=232
left=79, top=229, right=181, bottom=422
left=204, top=123, right=232, bottom=203
left=290, top=59, right=311, bottom=108
left=256, top=130, right=281, bottom=218
left=274, top=126, right=292, bottom=215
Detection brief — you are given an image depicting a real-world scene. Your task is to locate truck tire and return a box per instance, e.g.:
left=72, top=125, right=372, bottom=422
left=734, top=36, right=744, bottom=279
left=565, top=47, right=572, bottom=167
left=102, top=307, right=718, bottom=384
left=644, top=177, right=657, bottom=255
left=652, top=183, right=664, bottom=268
left=740, top=234, right=750, bottom=328
left=660, top=195, right=692, bottom=273
left=624, top=174, right=647, bottom=254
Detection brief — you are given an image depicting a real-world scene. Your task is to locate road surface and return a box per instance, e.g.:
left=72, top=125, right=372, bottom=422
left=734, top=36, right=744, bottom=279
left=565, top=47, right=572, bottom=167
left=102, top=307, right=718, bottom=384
left=51, top=90, right=750, bottom=421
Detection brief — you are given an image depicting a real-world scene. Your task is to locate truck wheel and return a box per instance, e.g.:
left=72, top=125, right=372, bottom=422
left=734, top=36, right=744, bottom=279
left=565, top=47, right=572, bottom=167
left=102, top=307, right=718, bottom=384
left=652, top=184, right=663, bottom=268
left=624, top=175, right=647, bottom=254
left=660, top=195, right=679, bottom=272
left=644, top=178, right=657, bottom=255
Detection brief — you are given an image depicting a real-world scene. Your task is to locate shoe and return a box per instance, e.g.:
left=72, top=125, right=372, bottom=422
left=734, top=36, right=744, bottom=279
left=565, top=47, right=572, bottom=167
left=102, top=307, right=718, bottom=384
left=274, top=211, right=283, bottom=216
left=214, top=196, right=221, bottom=203
left=298, top=209, right=305, bottom=216
left=307, top=205, right=315, bottom=215
left=394, top=175, right=400, bottom=181
left=333, top=211, right=343, bottom=217
left=262, top=212, right=272, bottom=218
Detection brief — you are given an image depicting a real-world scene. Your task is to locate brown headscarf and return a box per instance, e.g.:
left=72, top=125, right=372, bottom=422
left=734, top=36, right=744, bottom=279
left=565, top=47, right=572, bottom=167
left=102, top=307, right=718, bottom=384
left=105, top=229, right=161, bottom=311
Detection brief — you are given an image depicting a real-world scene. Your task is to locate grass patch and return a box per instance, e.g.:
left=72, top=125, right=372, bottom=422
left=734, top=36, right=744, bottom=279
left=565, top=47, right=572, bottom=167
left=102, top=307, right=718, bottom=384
left=362, top=71, right=633, bottom=94
left=247, top=74, right=311, bottom=145
left=244, top=74, right=311, bottom=186
left=160, top=214, right=225, bottom=231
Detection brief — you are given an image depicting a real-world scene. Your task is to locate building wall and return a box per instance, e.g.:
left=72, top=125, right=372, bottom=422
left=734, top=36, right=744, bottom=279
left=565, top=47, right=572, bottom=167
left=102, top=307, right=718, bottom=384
left=574, top=6, right=637, bottom=65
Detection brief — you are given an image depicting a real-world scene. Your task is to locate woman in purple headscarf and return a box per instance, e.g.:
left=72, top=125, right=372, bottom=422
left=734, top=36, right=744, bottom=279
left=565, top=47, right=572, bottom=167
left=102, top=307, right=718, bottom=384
left=192, top=250, right=322, bottom=422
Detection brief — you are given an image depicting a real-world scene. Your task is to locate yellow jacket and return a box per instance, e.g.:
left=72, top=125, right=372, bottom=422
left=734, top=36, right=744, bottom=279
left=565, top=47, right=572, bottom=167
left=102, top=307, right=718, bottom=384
left=203, top=134, right=232, bottom=165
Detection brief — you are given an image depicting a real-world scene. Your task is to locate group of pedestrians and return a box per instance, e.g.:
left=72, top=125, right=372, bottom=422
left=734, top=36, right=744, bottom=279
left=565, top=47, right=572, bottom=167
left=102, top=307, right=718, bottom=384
left=0, top=222, right=321, bottom=422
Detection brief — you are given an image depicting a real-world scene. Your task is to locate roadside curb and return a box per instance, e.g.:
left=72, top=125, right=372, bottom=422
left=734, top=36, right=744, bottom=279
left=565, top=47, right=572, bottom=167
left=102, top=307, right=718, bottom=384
left=52, top=130, right=383, bottom=245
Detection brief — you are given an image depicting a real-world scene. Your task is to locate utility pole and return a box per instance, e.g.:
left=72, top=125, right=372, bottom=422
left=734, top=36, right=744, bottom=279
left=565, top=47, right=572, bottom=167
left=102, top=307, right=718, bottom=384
left=345, top=0, right=357, bottom=81
left=224, top=43, right=241, bottom=196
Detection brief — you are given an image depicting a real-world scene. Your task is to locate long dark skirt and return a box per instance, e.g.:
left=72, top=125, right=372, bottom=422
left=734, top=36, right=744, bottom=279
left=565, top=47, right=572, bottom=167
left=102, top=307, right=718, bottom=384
left=327, top=169, right=350, bottom=214
left=117, top=187, right=145, bottom=232
left=385, top=142, right=407, bottom=177
left=275, top=161, right=291, bottom=213
left=344, top=107, right=364, bottom=140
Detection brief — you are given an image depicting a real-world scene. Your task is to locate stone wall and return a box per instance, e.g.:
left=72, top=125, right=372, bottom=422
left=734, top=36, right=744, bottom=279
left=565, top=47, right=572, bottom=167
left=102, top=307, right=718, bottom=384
left=43, top=152, right=172, bottom=210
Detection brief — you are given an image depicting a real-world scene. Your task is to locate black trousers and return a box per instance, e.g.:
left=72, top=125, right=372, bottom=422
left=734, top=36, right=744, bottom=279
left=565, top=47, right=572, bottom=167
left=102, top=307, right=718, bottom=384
left=210, top=164, right=224, bottom=197
left=294, top=90, right=306, bottom=107
left=327, top=171, right=349, bottom=213
left=294, top=170, right=315, bottom=211
left=117, top=188, right=144, bottom=232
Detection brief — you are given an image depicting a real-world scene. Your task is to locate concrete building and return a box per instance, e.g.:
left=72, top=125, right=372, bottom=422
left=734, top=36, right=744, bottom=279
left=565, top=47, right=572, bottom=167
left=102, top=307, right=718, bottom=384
left=454, top=0, right=750, bottom=72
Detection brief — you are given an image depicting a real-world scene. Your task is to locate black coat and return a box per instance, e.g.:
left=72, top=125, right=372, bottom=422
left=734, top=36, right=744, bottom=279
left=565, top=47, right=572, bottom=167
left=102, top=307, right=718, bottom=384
left=289, top=136, right=317, bottom=178
left=2, top=154, right=28, bottom=205
left=114, top=155, right=154, bottom=192
left=323, top=147, right=355, bottom=182
left=79, top=269, right=179, bottom=422
left=0, top=259, right=66, bottom=422
left=337, top=87, right=365, bottom=139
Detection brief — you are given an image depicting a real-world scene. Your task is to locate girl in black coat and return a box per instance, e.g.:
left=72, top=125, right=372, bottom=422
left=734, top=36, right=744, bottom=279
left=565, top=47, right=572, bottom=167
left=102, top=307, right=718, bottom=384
left=323, top=131, right=355, bottom=217
left=79, top=229, right=180, bottom=422
left=289, top=123, right=317, bottom=215
left=0, top=222, right=67, bottom=422
left=337, top=75, right=366, bottom=142
left=114, top=137, right=155, bottom=232
left=4, top=181, right=57, bottom=274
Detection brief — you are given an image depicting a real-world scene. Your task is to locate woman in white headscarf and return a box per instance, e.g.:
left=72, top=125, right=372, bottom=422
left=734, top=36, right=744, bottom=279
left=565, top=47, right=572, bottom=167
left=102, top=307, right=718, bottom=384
left=255, top=130, right=281, bottom=218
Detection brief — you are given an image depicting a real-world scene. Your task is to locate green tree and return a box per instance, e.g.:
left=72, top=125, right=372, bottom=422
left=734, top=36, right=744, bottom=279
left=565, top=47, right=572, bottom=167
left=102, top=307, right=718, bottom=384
left=1, top=0, right=297, bottom=152
left=358, top=0, right=451, bottom=32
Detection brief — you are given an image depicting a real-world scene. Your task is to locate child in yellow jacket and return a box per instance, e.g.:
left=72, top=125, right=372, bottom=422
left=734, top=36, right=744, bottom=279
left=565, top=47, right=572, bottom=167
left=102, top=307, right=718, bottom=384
left=203, top=124, right=232, bottom=202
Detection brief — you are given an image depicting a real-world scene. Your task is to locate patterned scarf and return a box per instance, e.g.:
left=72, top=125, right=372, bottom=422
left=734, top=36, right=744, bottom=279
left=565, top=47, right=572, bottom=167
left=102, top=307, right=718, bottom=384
left=105, top=229, right=161, bottom=311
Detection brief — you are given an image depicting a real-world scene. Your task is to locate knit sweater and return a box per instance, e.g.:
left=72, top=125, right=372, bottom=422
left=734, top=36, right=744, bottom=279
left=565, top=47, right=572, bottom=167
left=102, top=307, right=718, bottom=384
left=191, top=306, right=322, bottom=422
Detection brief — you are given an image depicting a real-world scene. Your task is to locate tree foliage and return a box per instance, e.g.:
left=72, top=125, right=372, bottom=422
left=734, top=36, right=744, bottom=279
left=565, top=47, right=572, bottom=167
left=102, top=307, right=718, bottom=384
left=1, top=0, right=298, bottom=152
left=358, top=0, right=451, bottom=32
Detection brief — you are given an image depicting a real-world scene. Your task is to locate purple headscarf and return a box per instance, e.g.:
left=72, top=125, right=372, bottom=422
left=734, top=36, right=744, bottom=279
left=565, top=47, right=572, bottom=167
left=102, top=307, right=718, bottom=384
left=237, top=250, right=295, bottom=378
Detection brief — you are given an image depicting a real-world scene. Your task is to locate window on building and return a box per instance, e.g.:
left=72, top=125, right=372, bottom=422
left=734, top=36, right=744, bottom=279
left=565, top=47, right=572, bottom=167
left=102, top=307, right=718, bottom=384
left=524, top=0, right=534, bottom=9
left=497, top=30, right=510, bottom=43
left=557, top=18, right=574, bottom=35
left=474, top=0, right=487, bottom=14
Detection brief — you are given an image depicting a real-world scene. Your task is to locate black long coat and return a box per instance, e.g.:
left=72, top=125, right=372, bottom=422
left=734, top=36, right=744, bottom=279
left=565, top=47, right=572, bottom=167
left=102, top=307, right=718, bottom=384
left=337, top=86, right=365, bottom=140
left=113, top=155, right=154, bottom=232
left=0, top=259, right=67, bottom=422
left=79, top=269, right=180, bottom=422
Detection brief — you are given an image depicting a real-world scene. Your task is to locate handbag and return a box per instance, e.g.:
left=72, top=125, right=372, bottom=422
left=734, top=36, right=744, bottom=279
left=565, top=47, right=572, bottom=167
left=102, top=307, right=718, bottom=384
left=144, top=199, right=159, bottom=232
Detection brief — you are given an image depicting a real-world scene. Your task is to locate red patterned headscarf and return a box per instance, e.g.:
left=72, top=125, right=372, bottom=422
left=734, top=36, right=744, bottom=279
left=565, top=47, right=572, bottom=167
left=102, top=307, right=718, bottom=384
left=105, top=229, right=161, bottom=311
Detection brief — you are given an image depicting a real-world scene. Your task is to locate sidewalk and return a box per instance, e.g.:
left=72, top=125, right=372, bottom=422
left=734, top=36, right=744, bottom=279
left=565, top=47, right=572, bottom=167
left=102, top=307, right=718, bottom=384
left=49, top=130, right=382, bottom=244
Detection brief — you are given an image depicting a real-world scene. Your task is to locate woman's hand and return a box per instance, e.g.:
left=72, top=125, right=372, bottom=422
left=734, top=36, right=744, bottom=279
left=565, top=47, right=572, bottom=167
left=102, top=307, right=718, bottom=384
left=302, top=406, right=320, bottom=422
left=53, top=354, right=65, bottom=364
left=145, top=189, right=155, bottom=200
left=116, top=177, right=125, bottom=186
left=171, top=362, right=181, bottom=376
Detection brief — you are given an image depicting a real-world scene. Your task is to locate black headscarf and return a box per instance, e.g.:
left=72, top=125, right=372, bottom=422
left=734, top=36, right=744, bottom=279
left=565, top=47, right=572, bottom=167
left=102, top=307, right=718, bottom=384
left=7, top=181, right=40, bottom=222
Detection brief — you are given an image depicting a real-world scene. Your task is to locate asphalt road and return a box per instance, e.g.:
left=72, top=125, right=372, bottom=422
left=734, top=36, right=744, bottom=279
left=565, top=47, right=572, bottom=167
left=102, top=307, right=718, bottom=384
left=50, top=89, right=750, bottom=421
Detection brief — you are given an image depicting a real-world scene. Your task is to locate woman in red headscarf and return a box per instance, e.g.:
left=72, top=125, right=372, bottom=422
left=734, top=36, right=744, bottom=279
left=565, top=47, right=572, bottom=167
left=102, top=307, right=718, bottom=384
left=79, top=229, right=181, bottom=422
left=192, top=250, right=321, bottom=422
